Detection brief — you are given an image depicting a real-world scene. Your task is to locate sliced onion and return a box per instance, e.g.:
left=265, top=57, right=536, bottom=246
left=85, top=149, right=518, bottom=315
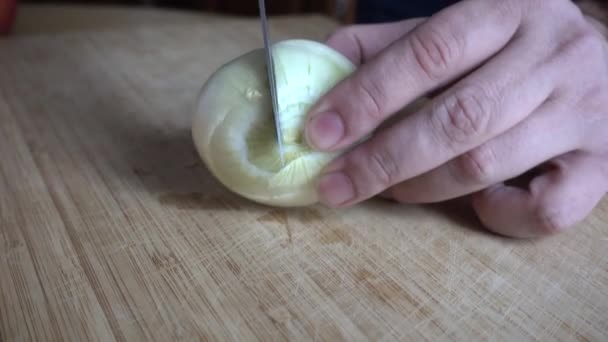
left=192, top=39, right=356, bottom=206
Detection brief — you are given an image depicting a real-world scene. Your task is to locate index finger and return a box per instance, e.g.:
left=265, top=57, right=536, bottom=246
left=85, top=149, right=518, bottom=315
left=304, top=0, right=523, bottom=152
left=324, top=18, right=425, bottom=65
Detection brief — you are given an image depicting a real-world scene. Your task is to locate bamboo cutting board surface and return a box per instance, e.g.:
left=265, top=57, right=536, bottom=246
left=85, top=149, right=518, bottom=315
left=1, top=5, right=607, bottom=341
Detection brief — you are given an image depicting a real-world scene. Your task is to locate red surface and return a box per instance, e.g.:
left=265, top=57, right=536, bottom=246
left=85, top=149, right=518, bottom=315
left=0, top=0, right=17, bottom=35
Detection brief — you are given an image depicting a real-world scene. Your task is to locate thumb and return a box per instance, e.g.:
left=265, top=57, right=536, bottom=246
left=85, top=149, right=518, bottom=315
left=472, top=153, right=607, bottom=238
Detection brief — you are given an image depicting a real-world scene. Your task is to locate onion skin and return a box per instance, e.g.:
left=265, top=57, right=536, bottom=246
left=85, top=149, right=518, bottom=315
left=192, top=39, right=356, bottom=207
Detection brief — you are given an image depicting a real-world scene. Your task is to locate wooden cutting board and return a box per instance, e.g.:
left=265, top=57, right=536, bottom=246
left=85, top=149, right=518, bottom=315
left=1, top=5, right=607, bottom=342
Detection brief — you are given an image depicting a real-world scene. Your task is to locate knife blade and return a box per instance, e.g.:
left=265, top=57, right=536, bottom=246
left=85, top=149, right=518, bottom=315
left=257, top=0, right=285, bottom=167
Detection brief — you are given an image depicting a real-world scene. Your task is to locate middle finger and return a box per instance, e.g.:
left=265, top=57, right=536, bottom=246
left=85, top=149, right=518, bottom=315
left=317, top=25, right=557, bottom=207
left=387, top=99, right=583, bottom=203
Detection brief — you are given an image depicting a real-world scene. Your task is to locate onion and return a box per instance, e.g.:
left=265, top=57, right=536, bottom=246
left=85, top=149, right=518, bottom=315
left=192, top=39, right=356, bottom=207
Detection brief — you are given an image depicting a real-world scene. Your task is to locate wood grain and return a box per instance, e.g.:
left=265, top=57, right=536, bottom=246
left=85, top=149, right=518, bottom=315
left=1, top=5, right=607, bottom=342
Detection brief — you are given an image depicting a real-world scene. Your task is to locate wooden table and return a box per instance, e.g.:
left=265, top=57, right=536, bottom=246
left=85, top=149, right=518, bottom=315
left=2, top=5, right=607, bottom=341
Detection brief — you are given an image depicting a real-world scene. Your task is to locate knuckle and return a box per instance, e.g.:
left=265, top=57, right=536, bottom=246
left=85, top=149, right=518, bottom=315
left=497, top=0, right=526, bottom=23
left=522, top=0, right=578, bottom=20
left=326, top=25, right=367, bottom=64
left=556, top=26, right=605, bottom=63
left=535, top=204, right=571, bottom=236
left=572, top=29, right=605, bottom=58
left=553, top=26, right=608, bottom=100
left=366, top=146, right=401, bottom=187
left=431, top=87, right=492, bottom=147
left=532, top=0, right=572, bottom=13
left=409, top=25, right=463, bottom=80
left=576, top=83, right=608, bottom=127
left=451, top=146, right=497, bottom=185
left=356, top=75, right=386, bottom=120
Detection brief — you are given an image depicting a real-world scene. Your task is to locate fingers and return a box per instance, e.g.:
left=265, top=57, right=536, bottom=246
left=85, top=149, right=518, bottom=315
left=472, top=153, right=608, bottom=238
left=325, top=19, right=425, bottom=65
left=387, top=99, right=582, bottom=203
left=305, top=0, right=523, bottom=151
left=315, top=29, right=555, bottom=207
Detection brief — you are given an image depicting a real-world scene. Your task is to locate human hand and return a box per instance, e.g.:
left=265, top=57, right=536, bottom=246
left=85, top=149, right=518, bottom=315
left=304, top=0, right=608, bottom=238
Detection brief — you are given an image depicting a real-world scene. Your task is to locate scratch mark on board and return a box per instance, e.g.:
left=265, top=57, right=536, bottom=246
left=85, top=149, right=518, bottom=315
left=257, top=209, right=292, bottom=245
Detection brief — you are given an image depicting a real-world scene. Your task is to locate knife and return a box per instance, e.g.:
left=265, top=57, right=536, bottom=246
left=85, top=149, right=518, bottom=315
left=258, top=0, right=285, bottom=167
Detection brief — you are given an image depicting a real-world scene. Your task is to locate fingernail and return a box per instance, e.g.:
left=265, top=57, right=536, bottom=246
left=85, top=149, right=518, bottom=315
left=318, top=171, right=355, bottom=207
left=306, top=112, right=344, bottom=150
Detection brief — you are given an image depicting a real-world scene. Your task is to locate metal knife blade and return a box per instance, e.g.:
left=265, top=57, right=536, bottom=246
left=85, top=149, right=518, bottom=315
left=257, top=0, right=285, bottom=167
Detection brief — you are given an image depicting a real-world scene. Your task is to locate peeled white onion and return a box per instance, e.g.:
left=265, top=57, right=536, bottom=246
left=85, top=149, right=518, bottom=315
left=192, top=39, right=356, bottom=207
